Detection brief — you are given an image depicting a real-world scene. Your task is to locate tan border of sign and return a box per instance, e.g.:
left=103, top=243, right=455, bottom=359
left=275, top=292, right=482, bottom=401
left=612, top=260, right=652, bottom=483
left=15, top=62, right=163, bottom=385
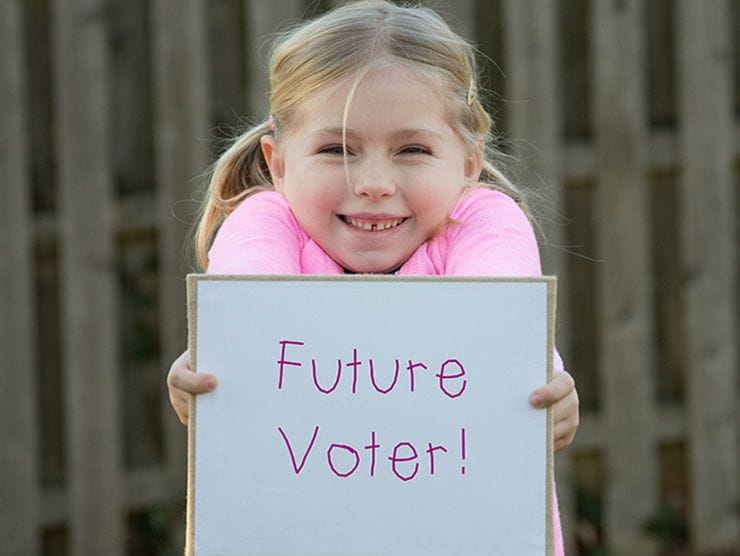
left=185, top=274, right=557, bottom=555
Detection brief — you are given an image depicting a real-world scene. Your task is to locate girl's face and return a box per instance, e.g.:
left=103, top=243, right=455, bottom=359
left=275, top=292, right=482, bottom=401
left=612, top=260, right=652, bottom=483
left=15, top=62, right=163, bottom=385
left=261, top=65, right=481, bottom=273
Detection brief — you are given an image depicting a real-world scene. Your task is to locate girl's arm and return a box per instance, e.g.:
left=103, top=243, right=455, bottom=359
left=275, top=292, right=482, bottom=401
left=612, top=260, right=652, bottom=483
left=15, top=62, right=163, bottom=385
left=445, top=187, right=579, bottom=451
left=207, top=190, right=303, bottom=274
left=444, top=188, right=543, bottom=277
left=168, top=191, right=304, bottom=424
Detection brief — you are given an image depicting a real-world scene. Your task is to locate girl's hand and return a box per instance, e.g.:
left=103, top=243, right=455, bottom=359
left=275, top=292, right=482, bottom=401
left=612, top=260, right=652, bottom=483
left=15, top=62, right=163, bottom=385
left=166, top=349, right=218, bottom=425
left=530, top=370, right=579, bottom=452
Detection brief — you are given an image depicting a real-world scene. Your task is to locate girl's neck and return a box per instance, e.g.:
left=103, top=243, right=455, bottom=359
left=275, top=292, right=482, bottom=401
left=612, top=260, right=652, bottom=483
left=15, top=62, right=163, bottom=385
left=341, top=265, right=401, bottom=275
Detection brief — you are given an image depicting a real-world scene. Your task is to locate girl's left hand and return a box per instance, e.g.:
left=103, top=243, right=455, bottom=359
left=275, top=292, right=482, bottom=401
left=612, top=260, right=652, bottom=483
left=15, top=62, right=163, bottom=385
left=530, top=370, right=579, bottom=452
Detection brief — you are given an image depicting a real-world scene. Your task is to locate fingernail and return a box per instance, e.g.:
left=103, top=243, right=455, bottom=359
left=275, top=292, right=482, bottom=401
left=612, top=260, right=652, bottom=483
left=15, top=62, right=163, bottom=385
left=205, top=377, right=217, bottom=390
left=530, top=394, right=543, bottom=408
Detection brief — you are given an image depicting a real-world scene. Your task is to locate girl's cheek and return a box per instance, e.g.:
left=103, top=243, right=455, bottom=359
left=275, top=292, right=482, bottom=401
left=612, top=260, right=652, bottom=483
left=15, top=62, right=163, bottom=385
left=312, top=189, right=342, bottom=213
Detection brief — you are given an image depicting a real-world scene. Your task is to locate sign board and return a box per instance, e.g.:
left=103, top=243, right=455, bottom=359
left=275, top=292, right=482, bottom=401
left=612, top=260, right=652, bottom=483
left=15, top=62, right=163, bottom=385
left=187, top=275, right=555, bottom=555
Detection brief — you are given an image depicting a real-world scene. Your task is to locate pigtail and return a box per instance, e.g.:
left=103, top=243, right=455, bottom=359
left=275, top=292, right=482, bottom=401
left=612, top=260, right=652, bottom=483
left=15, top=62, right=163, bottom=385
left=195, top=121, right=273, bottom=270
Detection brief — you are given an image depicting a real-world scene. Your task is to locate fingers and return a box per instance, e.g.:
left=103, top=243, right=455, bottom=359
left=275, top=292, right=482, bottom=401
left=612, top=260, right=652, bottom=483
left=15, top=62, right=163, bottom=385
left=529, top=370, right=575, bottom=408
left=166, top=349, right=218, bottom=425
left=554, top=431, right=575, bottom=452
left=552, top=390, right=580, bottom=452
left=554, top=418, right=578, bottom=452
left=169, top=389, right=191, bottom=425
left=551, top=388, right=579, bottom=426
left=168, top=368, right=218, bottom=395
left=166, top=350, right=218, bottom=395
left=529, top=370, right=579, bottom=452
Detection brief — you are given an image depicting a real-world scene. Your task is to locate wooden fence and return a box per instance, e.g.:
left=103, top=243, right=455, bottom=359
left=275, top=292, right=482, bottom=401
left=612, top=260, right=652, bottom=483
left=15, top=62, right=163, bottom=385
left=1, top=0, right=738, bottom=554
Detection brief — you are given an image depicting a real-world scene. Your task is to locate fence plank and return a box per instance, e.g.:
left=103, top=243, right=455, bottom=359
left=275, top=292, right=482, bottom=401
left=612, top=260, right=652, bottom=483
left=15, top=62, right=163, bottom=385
left=151, top=0, right=211, bottom=519
left=592, top=1, right=658, bottom=553
left=0, top=1, right=40, bottom=554
left=501, top=1, right=574, bottom=551
left=676, top=1, right=739, bottom=551
left=502, top=0, right=565, bottom=273
left=245, top=0, right=305, bottom=118
left=52, top=0, right=124, bottom=553
left=563, top=129, right=679, bottom=180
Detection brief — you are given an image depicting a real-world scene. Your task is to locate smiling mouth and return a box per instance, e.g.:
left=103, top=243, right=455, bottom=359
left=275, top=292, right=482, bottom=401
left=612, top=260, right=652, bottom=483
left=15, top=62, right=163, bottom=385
left=339, top=215, right=408, bottom=231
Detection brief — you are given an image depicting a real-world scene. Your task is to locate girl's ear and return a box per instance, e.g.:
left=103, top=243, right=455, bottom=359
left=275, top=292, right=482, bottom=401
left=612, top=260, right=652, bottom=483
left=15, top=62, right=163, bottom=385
left=260, top=135, right=285, bottom=190
left=464, top=142, right=484, bottom=183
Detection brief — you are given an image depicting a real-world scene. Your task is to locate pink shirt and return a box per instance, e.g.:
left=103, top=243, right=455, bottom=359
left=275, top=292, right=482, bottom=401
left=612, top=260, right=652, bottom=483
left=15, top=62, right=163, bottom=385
left=209, top=186, right=565, bottom=553
left=210, top=187, right=544, bottom=278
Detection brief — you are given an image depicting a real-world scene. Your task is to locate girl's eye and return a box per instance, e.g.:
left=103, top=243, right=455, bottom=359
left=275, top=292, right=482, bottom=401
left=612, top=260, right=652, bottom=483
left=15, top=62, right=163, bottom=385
left=400, top=145, right=431, bottom=155
left=318, top=144, right=351, bottom=155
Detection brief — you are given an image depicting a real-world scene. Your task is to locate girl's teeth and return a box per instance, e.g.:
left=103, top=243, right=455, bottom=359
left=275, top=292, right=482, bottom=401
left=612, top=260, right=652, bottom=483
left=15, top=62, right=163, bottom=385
left=345, top=217, right=403, bottom=231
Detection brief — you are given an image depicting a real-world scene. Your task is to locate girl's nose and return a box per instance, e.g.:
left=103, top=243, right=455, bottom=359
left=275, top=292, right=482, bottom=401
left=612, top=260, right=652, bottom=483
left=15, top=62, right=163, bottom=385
left=352, top=160, right=397, bottom=201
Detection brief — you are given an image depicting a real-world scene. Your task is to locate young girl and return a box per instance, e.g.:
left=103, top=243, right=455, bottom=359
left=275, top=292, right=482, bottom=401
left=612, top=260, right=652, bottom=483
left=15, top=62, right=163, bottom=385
left=168, top=1, right=578, bottom=552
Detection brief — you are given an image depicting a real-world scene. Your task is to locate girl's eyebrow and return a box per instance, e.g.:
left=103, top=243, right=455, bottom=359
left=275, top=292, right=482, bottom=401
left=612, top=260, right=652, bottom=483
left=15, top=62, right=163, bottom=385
left=392, top=129, right=443, bottom=141
left=311, top=128, right=361, bottom=140
left=311, top=128, right=443, bottom=141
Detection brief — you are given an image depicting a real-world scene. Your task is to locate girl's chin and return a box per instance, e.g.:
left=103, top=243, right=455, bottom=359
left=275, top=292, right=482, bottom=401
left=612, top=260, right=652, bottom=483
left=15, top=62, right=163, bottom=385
left=339, top=258, right=405, bottom=275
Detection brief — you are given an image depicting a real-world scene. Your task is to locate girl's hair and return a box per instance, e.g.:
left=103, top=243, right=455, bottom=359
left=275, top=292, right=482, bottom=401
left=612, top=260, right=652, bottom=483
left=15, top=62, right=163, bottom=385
left=195, top=0, right=529, bottom=270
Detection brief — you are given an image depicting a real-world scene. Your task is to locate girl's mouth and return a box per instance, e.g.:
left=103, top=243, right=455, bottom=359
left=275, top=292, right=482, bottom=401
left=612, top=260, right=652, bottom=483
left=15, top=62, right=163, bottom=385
left=339, top=215, right=408, bottom=232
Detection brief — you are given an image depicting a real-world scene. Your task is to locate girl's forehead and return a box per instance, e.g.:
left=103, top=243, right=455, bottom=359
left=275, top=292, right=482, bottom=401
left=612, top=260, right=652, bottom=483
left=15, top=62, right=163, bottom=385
left=296, top=65, right=447, bottom=128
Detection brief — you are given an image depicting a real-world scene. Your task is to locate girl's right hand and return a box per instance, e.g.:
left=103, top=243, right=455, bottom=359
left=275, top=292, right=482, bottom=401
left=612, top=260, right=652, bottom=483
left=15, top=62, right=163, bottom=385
left=166, top=349, right=218, bottom=425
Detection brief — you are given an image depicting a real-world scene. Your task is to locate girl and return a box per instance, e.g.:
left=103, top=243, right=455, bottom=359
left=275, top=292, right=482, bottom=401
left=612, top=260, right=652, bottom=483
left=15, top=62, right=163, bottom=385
left=168, top=1, right=578, bottom=552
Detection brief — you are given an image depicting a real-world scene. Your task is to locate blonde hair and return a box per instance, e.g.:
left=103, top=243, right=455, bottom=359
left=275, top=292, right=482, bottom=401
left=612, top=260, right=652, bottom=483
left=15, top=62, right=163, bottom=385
left=195, top=0, right=529, bottom=270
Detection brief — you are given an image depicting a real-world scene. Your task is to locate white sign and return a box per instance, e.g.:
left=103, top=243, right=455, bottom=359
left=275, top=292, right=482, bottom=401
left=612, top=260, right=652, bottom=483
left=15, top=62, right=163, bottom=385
left=187, top=275, right=555, bottom=556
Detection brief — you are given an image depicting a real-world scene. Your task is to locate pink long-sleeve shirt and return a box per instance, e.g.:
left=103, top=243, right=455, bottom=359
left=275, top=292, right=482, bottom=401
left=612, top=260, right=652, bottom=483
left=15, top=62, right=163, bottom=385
left=208, top=186, right=565, bottom=554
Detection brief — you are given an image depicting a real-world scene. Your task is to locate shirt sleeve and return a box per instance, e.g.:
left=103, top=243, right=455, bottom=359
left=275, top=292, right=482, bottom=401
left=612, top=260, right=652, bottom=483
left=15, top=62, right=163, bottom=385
left=206, top=191, right=303, bottom=274
left=445, top=188, right=542, bottom=277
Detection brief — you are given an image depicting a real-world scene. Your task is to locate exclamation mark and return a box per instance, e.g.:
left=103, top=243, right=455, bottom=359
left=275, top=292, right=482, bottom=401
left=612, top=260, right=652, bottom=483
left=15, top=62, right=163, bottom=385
left=461, top=427, right=467, bottom=475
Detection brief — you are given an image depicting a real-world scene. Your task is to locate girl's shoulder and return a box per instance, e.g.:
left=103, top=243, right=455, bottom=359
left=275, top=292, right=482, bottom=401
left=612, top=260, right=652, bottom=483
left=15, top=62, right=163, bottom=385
left=230, top=188, right=291, bottom=216
left=223, top=189, right=304, bottom=234
left=208, top=189, right=310, bottom=274
left=216, top=189, right=304, bottom=243
left=450, top=185, right=526, bottom=224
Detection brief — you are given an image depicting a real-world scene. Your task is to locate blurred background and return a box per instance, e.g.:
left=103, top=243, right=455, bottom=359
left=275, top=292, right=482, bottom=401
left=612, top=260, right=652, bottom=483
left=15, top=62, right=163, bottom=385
left=1, top=0, right=738, bottom=555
